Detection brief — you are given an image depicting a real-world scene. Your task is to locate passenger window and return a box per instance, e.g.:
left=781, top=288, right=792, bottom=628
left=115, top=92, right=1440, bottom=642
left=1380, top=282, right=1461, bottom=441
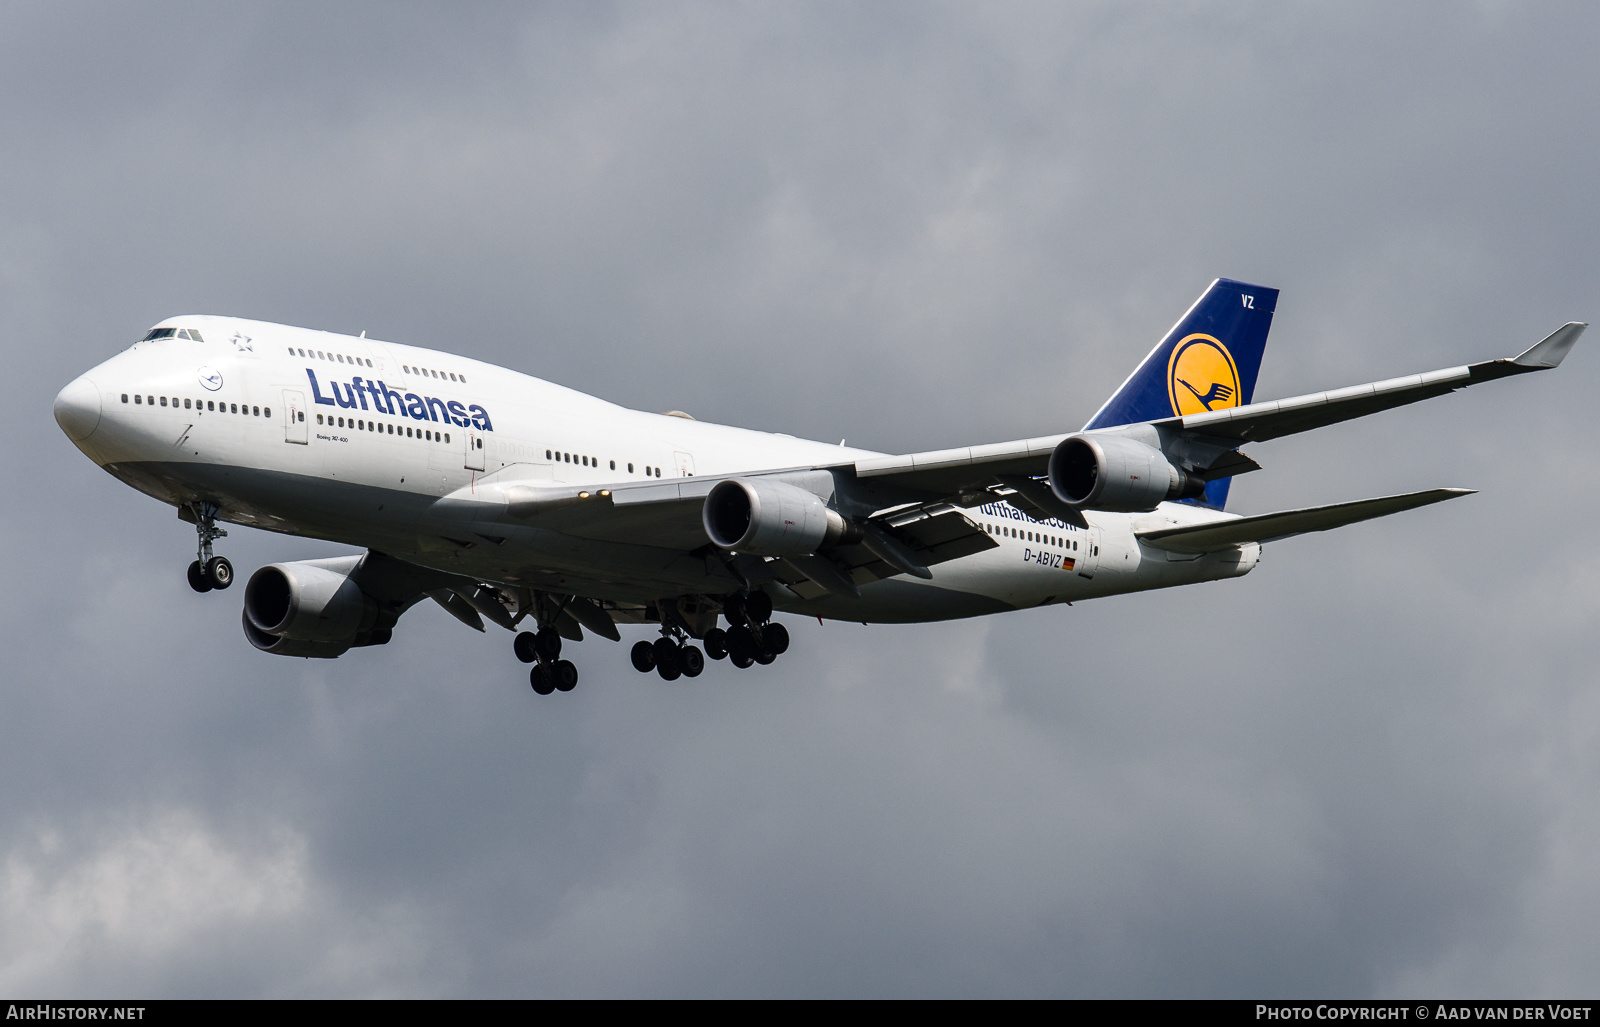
left=317, top=414, right=324, bottom=424
left=628, top=463, right=634, bottom=473
left=444, top=433, right=450, bottom=443
left=134, top=395, right=141, bottom=404
left=184, top=398, right=191, bottom=409
left=121, top=394, right=128, bottom=403
left=406, top=427, right=413, bottom=437
left=207, top=401, right=214, bottom=411
left=459, top=375, right=466, bottom=383
left=253, top=406, right=260, bottom=416
left=160, top=397, right=167, bottom=406
left=298, top=412, right=303, bottom=422
left=610, top=460, right=616, bottom=470
left=265, top=408, right=271, bottom=418
left=231, top=404, right=238, bottom=414
left=546, top=450, right=552, bottom=460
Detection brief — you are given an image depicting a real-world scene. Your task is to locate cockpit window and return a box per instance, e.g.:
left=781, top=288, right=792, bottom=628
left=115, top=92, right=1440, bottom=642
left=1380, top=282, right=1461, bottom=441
left=140, top=327, right=205, bottom=342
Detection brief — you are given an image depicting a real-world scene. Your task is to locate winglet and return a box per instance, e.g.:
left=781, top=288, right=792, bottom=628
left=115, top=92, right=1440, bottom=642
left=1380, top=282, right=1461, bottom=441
left=1513, top=322, right=1586, bottom=369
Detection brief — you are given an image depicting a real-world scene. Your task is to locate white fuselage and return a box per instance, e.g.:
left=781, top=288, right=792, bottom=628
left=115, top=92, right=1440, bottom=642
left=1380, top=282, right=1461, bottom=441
left=56, top=316, right=1257, bottom=622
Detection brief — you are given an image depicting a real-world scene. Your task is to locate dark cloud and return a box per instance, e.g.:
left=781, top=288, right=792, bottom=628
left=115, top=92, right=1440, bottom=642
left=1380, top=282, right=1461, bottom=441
left=4, top=0, right=1599, bottom=996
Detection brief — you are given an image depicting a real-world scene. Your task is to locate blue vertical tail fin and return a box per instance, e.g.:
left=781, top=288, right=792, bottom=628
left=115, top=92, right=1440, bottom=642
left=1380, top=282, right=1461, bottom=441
left=1082, top=278, right=1278, bottom=509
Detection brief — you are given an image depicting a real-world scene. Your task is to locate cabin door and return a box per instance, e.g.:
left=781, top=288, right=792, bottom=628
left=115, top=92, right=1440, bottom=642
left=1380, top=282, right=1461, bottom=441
left=282, top=390, right=308, bottom=444
left=1076, top=528, right=1101, bottom=579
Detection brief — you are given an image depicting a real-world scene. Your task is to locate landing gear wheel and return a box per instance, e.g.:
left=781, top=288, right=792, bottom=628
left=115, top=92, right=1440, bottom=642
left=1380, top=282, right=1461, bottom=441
left=680, top=645, right=705, bottom=678
left=655, top=642, right=682, bottom=681
left=530, top=666, right=556, bottom=695
left=187, top=560, right=212, bottom=593
left=703, top=628, right=728, bottom=660
left=731, top=652, right=754, bottom=670
left=534, top=628, right=562, bottom=660
left=727, top=627, right=758, bottom=663
left=553, top=660, right=578, bottom=692
left=762, top=622, right=789, bottom=655
left=754, top=648, right=776, bottom=666
left=204, top=556, right=234, bottom=590
left=745, top=590, right=773, bottom=623
left=513, top=632, right=538, bottom=663
left=630, top=640, right=657, bottom=673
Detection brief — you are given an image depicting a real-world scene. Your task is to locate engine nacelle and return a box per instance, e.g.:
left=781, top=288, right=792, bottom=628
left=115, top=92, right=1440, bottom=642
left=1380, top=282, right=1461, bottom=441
left=1048, top=434, right=1204, bottom=512
left=243, top=558, right=393, bottom=657
left=242, top=611, right=357, bottom=658
left=703, top=477, right=854, bottom=557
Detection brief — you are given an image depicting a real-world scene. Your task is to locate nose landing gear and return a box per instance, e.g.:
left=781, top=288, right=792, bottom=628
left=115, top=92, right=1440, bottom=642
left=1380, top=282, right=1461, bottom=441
left=185, top=502, right=233, bottom=593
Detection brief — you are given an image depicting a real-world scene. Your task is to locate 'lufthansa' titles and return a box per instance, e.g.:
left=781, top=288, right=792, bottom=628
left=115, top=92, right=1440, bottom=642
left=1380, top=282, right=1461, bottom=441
left=305, top=369, right=493, bottom=431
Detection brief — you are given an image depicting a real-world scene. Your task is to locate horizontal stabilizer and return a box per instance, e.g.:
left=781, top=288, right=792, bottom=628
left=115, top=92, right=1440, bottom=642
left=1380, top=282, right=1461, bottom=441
left=1137, top=488, right=1475, bottom=554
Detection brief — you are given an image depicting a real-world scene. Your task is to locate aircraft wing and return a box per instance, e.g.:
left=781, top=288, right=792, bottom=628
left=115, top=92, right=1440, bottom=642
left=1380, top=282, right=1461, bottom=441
left=849, top=322, right=1585, bottom=504
left=416, top=324, right=1575, bottom=598
left=1135, top=488, right=1473, bottom=554
left=427, top=468, right=997, bottom=597
left=1165, top=321, right=1585, bottom=444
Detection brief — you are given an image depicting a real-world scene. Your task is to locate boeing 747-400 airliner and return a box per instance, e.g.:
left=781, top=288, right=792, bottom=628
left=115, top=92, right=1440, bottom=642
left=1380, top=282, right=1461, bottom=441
left=52, top=280, right=1585, bottom=694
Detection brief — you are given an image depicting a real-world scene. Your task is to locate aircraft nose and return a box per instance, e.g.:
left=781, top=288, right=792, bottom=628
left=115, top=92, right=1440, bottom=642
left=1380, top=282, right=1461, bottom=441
left=54, top=376, right=102, bottom=441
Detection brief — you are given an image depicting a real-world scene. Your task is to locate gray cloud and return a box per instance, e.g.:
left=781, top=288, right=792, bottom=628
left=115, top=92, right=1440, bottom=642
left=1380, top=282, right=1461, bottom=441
left=4, top=0, right=1599, bottom=996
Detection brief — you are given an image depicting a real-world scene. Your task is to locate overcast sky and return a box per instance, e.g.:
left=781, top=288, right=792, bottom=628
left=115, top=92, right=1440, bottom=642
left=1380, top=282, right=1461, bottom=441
left=5, top=1, right=1600, bottom=997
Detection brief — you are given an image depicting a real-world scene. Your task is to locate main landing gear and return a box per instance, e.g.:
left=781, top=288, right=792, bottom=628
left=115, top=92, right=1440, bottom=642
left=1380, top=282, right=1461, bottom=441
left=629, top=633, right=706, bottom=681
left=627, top=591, right=790, bottom=680
left=513, top=624, right=578, bottom=696
left=185, top=501, right=233, bottom=593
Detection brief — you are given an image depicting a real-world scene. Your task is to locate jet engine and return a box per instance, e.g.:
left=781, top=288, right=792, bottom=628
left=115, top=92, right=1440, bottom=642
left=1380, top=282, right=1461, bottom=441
left=703, top=477, right=855, bottom=557
left=242, top=557, right=394, bottom=658
left=1048, top=434, right=1204, bottom=512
